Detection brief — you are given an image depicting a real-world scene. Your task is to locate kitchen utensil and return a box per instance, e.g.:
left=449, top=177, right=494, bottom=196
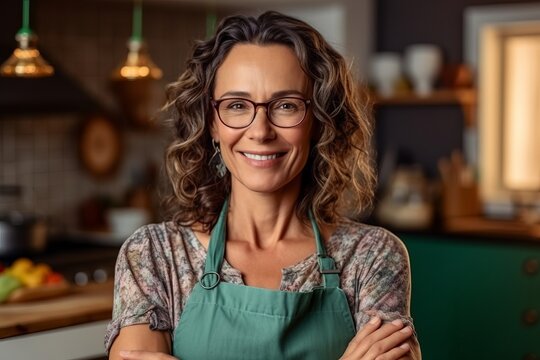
left=0, top=186, right=47, bottom=258
left=0, top=213, right=47, bottom=258
left=375, top=166, right=434, bottom=229
left=438, top=150, right=481, bottom=219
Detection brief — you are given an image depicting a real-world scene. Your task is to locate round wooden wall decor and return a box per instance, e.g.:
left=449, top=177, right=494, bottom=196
left=78, top=115, right=123, bottom=178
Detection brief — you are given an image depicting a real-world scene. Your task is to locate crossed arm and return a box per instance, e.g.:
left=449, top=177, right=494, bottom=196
left=109, top=316, right=420, bottom=360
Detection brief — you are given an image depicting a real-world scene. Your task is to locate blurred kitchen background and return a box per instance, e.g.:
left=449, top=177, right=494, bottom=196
left=1, top=0, right=540, bottom=359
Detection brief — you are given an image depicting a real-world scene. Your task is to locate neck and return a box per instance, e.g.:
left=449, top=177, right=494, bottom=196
left=227, top=181, right=311, bottom=249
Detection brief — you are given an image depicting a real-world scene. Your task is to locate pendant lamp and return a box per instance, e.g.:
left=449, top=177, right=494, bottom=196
left=111, top=0, right=162, bottom=80
left=1, top=0, right=54, bottom=77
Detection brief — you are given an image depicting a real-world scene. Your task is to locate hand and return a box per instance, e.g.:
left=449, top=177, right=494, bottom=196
left=339, top=317, right=413, bottom=360
left=119, top=350, right=178, bottom=360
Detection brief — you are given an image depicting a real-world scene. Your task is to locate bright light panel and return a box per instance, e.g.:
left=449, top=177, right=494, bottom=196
left=502, top=35, right=540, bottom=191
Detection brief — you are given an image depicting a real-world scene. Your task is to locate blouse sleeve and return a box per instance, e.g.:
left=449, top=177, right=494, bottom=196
left=104, top=226, right=173, bottom=352
left=354, top=228, right=415, bottom=331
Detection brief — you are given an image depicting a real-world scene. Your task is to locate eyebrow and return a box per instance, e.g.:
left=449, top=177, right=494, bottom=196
left=217, top=89, right=306, bottom=99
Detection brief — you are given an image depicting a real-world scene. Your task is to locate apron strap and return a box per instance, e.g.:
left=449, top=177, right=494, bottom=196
left=309, top=210, right=340, bottom=289
left=201, top=198, right=228, bottom=289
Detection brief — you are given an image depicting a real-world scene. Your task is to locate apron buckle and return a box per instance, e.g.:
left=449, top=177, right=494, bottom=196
left=200, top=271, right=221, bottom=289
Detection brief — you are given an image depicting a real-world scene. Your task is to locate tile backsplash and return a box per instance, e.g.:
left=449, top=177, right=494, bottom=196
left=0, top=115, right=168, bottom=230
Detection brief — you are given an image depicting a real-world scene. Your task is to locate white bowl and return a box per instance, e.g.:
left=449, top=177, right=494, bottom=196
left=107, top=208, right=150, bottom=240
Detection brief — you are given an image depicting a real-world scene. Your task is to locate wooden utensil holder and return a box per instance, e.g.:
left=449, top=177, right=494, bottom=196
left=441, top=182, right=482, bottom=218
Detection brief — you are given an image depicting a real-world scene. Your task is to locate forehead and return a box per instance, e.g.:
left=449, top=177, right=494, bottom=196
left=214, top=43, right=309, bottom=97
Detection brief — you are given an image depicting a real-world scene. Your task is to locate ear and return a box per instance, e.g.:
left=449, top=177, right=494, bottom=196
left=210, top=115, right=219, bottom=142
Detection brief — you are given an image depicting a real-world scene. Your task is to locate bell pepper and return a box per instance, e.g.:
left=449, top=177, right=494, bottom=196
left=0, top=274, right=23, bottom=303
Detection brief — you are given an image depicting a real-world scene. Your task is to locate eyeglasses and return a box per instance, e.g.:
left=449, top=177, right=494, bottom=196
left=211, top=96, right=311, bottom=129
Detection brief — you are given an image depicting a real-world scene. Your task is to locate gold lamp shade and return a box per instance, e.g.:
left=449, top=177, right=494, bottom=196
left=111, top=39, right=162, bottom=81
left=1, top=32, right=54, bottom=78
left=112, top=0, right=162, bottom=81
left=1, top=0, right=54, bottom=78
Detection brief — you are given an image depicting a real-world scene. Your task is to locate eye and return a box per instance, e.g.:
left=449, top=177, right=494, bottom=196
left=272, top=98, right=303, bottom=112
left=222, top=99, right=251, bottom=111
left=280, top=103, right=298, bottom=110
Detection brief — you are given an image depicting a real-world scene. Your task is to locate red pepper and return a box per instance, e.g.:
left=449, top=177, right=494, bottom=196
left=45, top=272, right=64, bottom=284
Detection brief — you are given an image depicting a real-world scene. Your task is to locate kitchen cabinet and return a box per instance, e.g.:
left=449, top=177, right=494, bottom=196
left=0, top=320, right=109, bottom=360
left=401, top=233, right=540, bottom=359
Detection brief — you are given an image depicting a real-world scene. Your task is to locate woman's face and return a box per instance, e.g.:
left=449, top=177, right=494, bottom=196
left=211, top=43, right=313, bottom=195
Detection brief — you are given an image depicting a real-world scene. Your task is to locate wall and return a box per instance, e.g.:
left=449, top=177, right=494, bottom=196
left=376, top=0, right=538, bottom=61
left=238, top=0, right=373, bottom=80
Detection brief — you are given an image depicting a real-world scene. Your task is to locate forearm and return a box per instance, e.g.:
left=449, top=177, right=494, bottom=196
left=109, top=324, right=171, bottom=360
left=406, top=336, right=422, bottom=360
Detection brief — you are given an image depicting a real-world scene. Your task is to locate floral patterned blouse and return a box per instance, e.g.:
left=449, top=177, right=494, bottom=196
left=105, top=219, right=417, bottom=352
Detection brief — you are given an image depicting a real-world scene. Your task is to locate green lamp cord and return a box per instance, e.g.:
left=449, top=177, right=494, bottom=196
left=17, top=0, right=33, bottom=36
left=131, top=0, right=143, bottom=43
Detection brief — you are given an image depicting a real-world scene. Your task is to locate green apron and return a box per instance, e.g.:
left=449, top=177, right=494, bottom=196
left=173, top=200, right=356, bottom=359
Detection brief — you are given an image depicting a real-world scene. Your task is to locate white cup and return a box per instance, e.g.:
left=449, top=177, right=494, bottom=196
left=370, top=53, right=402, bottom=97
left=404, top=44, right=442, bottom=96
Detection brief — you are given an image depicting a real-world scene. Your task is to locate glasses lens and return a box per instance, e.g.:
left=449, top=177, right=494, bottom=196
left=269, top=97, right=306, bottom=127
left=217, top=98, right=255, bottom=128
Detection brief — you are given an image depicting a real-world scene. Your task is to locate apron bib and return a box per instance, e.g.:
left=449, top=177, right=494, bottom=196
left=173, top=200, right=356, bottom=359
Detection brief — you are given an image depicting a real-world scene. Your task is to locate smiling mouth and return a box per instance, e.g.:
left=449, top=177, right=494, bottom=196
left=241, top=152, right=286, bottom=161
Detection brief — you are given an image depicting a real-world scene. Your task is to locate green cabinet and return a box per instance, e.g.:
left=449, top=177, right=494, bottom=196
left=401, top=234, right=540, bottom=360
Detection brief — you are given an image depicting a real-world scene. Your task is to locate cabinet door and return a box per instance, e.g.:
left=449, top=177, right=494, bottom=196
left=401, top=235, right=540, bottom=360
left=0, top=320, right=109, bottom=359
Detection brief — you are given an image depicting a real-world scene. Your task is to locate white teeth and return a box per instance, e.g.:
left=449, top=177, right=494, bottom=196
left=243, top=153, right=279, bottom=161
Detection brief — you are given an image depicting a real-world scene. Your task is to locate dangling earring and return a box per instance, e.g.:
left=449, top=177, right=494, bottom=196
left=211, top=139, right=227, bottom=178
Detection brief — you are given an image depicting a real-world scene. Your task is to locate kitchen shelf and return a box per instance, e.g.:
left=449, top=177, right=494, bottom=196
left=443, top=216, right=540, bottom=241
left=371, top=88, right=477, bottom=126
left=372, top=88, right=476, bottom=106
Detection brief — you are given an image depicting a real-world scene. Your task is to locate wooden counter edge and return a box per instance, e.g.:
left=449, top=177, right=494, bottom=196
left=0, top=309, right=112, bottom=339
left=0, top=280, right=114, bottom=339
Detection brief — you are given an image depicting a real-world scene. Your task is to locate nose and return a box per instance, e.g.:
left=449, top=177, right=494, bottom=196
left=246, top=106, right=276, bottom=142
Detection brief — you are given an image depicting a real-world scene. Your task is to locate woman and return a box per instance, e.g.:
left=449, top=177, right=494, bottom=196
left=106, top=11, right=421, bottom=360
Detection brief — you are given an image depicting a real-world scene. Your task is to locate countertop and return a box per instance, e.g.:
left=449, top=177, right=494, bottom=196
left=371, top=216, right=540, bottom=245
left=0, top=280, right=113, bottom=339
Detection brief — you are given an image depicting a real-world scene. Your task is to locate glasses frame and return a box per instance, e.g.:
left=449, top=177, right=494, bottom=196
left=211, top=96, right=311, bottom=129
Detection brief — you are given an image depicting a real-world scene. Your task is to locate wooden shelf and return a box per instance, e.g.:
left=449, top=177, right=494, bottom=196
left=371, top=88, right=477, bottom=127
left=372, top=88, right=476, bottom=106
left=443, top=217, right=540, bottom=241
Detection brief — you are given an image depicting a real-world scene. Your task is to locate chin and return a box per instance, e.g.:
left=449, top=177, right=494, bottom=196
left=233, top=175, right=301, bottom=195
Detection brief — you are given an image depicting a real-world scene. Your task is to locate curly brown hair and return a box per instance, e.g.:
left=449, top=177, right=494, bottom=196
left=162, top=11, right=375, bottom=232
